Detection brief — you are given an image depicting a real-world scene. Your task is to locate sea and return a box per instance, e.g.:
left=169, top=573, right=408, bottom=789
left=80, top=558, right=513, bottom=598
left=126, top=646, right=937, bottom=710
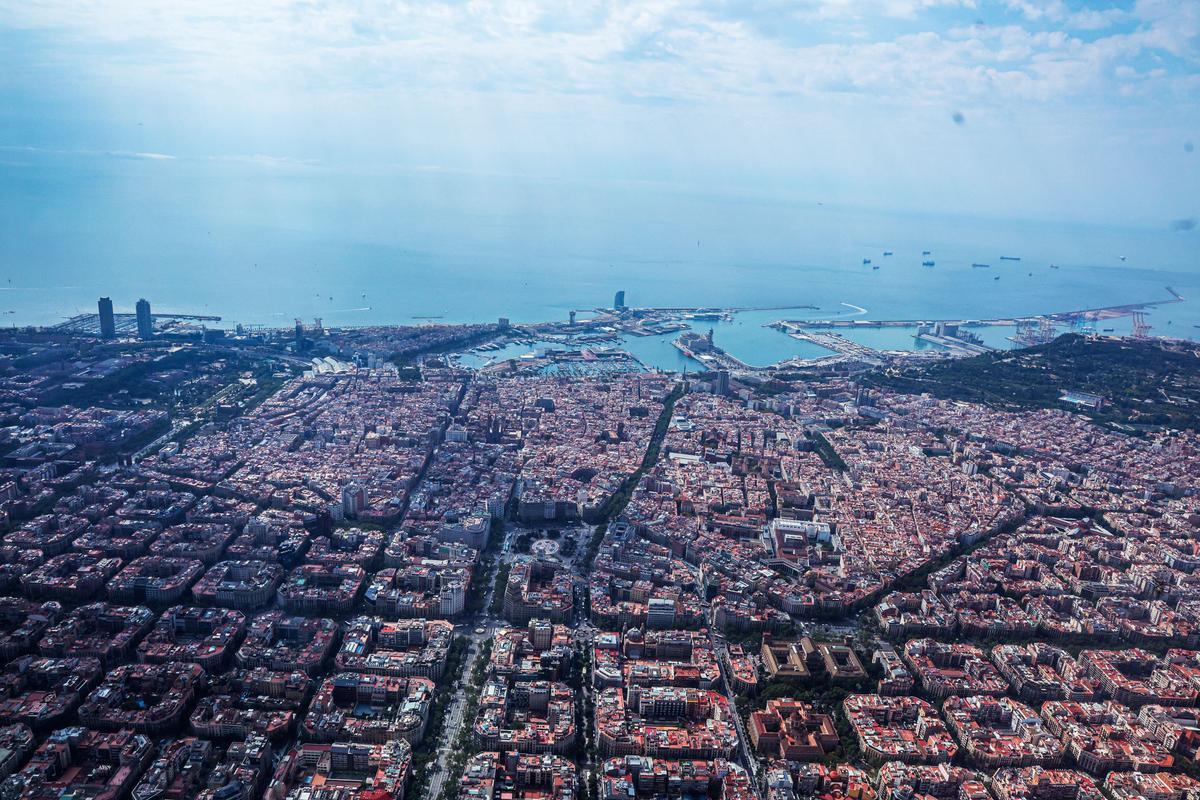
left=2, top=150, right=1197, bottom=371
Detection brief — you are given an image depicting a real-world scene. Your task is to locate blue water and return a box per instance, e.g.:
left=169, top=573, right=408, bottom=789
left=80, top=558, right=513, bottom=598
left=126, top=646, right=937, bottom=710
left=1, top=150, right=1197, bottom=369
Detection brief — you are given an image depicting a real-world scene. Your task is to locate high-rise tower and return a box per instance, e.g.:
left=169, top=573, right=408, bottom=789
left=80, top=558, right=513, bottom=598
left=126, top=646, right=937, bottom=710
left=135, top=299, right=153, bottom=339
left=98, top=297, right=115, bottom=339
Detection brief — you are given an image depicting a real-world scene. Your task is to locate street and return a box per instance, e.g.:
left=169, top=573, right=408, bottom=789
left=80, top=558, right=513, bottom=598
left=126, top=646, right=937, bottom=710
left=419, top=521, right=516, bottom=800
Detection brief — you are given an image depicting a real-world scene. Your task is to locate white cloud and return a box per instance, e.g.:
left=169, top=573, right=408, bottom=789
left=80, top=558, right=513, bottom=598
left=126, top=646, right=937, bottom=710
left=1003, top=0, right=1067, bottom=22
left=1065, top=8, right=1129, bottom=31
left=807, top=0, right=978, bottom=21
left=0, top=0, right=1192, bottom=109
left=0, top=0, right=1195, bottom=226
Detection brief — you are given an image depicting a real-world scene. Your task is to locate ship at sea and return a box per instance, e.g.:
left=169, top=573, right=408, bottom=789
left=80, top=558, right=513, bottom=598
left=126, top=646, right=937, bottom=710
left=972, top=263, right=990, bottom=268
left=921, top=250, right=931, bottom=255
left=862, top=258, right=872, bottom=265
left=883, top=251, right=893, bottom=256
left=1000, top=255, right=1021, bottom=261
left=921, top=260, right=935, bottom=267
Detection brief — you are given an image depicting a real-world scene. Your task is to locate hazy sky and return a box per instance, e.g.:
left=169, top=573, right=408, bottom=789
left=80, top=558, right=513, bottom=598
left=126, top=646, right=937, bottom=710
left=1, top=0, right=1197, bottom=225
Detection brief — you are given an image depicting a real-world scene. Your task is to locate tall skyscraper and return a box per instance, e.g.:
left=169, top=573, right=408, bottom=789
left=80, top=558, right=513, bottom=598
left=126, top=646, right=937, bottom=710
left=97, top=297, right=115, bottom=339
left=135, top=299, right=153, bottom=339
left=614, top=290, right=626, bottom=311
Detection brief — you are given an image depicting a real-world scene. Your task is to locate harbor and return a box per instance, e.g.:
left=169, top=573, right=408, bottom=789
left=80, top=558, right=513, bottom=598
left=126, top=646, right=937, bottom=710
left=454, top=286, right=1191, bottom=375
left=53, top=282, right=1192, bottom=378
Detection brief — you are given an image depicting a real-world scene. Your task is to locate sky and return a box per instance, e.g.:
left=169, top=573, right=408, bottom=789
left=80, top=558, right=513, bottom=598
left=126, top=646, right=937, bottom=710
left=0, top=0, right=1197, bottom=226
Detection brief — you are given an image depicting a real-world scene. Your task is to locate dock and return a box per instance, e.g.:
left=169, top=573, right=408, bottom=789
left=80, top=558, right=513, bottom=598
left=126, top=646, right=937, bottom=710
left=787, top=330, right=883, bottom=360
left=1043, top=295, right=1183, bottom=322
left=775, top=290, right=1183, bottom=330
left=672, top=333, right=752, bottom=370
left=914, top=332, right=992, bottom=355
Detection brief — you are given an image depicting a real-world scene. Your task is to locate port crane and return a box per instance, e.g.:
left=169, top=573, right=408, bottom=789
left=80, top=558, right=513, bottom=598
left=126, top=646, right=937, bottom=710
left=1132, top=312, right=1151, bottom=338
left=1011, top=318, right=1057, bottom=347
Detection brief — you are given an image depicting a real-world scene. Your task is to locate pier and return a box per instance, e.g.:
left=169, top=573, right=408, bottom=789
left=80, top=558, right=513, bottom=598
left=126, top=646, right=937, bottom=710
left=786, top=330, right=885, bottom=360
left=775, top=290, right=1183, bottom=331
left=1043, top=293, right=1183, bottom=322
left=914, top=332, right=992, bottom=355
left=672, top=331, right=752, bottom=370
